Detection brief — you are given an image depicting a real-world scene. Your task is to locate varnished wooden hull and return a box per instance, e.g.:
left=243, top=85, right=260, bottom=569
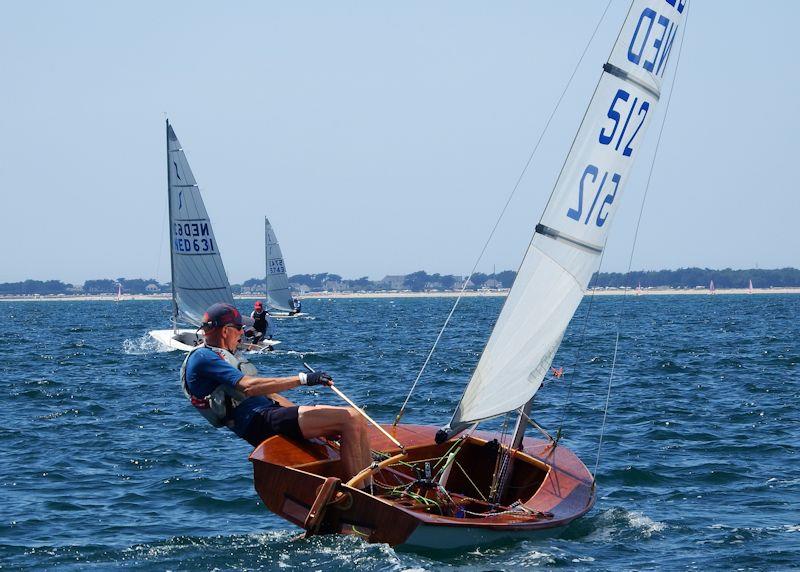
left=250, top=424, right=595, bottom=549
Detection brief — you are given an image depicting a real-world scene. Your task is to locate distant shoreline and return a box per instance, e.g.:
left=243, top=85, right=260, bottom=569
left=2, top=287, right=799, bottom=302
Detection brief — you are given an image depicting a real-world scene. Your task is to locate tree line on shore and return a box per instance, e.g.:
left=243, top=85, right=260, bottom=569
left=2, top=268, right=799, bottom=296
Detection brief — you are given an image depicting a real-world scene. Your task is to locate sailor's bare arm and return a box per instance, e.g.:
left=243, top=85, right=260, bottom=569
left=236, top=375, right=301, bottom=397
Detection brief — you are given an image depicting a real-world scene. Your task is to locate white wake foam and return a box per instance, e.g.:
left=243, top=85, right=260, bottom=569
left=122, top=334, right=172, bottom=355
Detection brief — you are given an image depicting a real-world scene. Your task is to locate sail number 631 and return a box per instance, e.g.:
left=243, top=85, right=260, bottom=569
left=566, top=165, right=621, bottom=227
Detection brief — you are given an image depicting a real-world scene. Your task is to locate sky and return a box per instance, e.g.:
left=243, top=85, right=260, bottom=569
left=1, top=1, right=798, bottom=284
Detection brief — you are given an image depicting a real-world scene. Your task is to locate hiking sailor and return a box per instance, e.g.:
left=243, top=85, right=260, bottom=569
left=250, top=300, right=270, bottom=342
left=181, top=303, right=372, bottom=480
left=290, top=297, right=302, bottom=315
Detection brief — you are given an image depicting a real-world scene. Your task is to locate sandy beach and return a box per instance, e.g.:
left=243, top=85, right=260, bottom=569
left=300, top=288, right=800, bottom=299
left=2, top=288, right=799, bottom=302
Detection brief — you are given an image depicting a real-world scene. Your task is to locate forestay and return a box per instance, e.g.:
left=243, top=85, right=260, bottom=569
left=447, top=0, right=686, bottom=434
left=264, top=217, right=293, bottom=312
left=167, top=122, right=235, bottom=326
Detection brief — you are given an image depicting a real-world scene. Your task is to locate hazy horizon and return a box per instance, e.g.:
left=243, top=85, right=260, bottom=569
left=5, top=265, right=798, bottom=287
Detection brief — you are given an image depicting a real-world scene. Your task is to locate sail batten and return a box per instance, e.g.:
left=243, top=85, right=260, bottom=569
left=535, top=224, right=604, bottom=254
left=447, top=0, right=686, bottom=433
left=602, top=63, right=661, bottom=99
left=167, top=122, right=235, bottom=327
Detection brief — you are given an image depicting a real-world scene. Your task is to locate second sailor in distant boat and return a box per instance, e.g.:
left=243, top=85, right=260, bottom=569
left=250, top=300, right=270, bottom=342
left=290, top=297, right=302, bottom=315
left=181, top=303, right=373, bottom=480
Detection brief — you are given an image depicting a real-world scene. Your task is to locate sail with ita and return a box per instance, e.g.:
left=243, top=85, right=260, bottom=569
left=264, top=217, right=294, bottom=314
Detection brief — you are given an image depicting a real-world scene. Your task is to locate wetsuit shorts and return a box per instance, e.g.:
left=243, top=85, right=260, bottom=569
left=243, top=406, right=303, bottom=446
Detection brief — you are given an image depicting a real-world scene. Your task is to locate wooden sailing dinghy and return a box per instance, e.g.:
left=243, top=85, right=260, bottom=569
left=251, top=423, right=594, bottom=549
left=251, top=0, right=686, bottom=549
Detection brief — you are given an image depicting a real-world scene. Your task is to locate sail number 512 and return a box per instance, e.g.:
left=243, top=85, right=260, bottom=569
left=566, top=165, right=621, bottom=227
left=599, top=88, right=649, bottom=157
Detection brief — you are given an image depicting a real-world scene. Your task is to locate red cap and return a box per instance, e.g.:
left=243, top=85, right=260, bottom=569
left=201, top=303, right=255, bottom=330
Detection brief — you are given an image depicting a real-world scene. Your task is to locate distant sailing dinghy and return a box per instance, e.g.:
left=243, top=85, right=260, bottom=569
left=149, top=121, right=279, bottom=352
left=264, top=217, right=306, bottom=318
left=249, top=0, right=686, bottom=550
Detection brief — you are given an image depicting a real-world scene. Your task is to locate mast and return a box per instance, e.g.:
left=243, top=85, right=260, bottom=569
left=166, top=118, right=179, bottom=332
left=264, top=217, right=269, bottom=302
left=489, top=399, right=534, bottom=503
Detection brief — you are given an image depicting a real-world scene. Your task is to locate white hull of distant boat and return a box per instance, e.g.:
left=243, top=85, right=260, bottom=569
left=149, top=329, right=203, bottom=352
left=268, top=312, right=308, bottom=319
left=149, top=328, right=280, bottom=353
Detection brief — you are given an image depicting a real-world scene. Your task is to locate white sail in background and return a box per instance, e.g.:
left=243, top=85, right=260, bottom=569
left=168, top=122, right=235, bottom=326
left=264, top=217, right=293, bottom=312
left=448, top=0, right=686, bottom=433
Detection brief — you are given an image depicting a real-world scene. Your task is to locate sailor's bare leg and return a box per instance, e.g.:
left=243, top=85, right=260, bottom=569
left=298, top=405, right=372, bottom=483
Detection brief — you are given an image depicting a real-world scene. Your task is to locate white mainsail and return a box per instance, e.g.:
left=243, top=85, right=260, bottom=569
left=264, top=217, right=294, bottom=313
left=447, top=0, right=686, bottom=434
left=167, top=121, right=235, bottom=326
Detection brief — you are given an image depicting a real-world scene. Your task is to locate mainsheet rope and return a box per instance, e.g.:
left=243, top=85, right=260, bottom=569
left=393, top=0, right=616, bottom=426
left=592, top=1, right=691, bottom=480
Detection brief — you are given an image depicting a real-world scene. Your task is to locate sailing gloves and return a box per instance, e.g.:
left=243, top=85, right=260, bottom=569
left=298, top=371, right=333, bottom=387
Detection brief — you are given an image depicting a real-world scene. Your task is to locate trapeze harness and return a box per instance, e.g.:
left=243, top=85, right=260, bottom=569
left=180, top=344, right=258, bottom=429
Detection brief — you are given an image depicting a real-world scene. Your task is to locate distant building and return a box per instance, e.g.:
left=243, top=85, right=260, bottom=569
left=380, top=275, right=406, bottom=290
left=482, top=278, right=502, bottom=290
left=145, top=283, right=159, bottom=293
left=323, top=280, right=347, bottom=292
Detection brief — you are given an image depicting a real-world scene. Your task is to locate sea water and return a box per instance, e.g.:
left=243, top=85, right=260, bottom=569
left=1, top=295, right=798, bottom=570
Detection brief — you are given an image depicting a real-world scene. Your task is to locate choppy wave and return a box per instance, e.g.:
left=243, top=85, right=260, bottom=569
left=123, top=333, right=172, bottom=355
